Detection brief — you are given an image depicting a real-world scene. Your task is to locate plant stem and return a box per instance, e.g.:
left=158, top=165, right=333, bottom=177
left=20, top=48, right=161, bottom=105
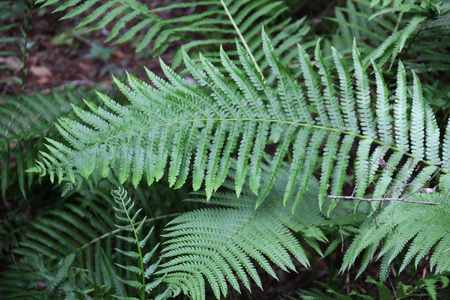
left=119, top=196, right=146, bottom=300
left=219, top=0, right=265, bottom=80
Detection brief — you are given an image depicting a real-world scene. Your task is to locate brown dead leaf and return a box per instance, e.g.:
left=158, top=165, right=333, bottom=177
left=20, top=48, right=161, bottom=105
left=0, top=57, right=22, bottom=70
left=30, top=65, right=53, bottom=78
left=112, top=50, right=125, bottom=61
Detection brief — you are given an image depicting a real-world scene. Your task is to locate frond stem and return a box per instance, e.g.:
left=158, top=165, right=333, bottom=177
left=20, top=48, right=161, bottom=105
left=393, top=12, right=403, bottom=34
left=327, top=195, right=439, bottom=205
left=95, top=117, right=448, bottom=176
left=219, top=0, right=265, bottom=80
left=118, top=195, right=146, bottom=300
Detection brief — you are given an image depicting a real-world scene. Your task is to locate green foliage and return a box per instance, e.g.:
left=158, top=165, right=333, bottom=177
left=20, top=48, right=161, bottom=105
left=0, top=189, right=126, bottom=298
left=342, top=192, right=450, bottom=280
left=2, top=0, right=450, bottom=299
left=329, top=0, right=450, bottom=73
left=295, top=274, right=450, bottom=300
left=158, top=169, right=327, bottom=299
left=32, top=34, right=447, bottom=215
left=35, top=0, right=310, bottom=68
left=111, top=187, right=166, bottom=300
left=0, top=88, right=95, bottom=198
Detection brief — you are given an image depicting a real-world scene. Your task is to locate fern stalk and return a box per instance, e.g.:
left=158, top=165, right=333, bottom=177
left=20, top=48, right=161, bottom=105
left=219, top=0, right=264, bottom=80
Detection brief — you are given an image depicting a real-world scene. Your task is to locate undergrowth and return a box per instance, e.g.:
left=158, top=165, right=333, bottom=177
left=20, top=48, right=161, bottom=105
left=1, top=0, right=449, bottom=299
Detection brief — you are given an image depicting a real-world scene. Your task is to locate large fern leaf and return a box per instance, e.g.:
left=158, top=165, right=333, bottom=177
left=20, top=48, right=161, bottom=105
left=31, top=33, right=449, bottom=213
left=155, top=167, right=327, bottom=300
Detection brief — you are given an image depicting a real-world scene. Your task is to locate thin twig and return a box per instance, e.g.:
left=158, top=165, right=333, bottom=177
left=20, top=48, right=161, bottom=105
left=327, top=195, right=439, bottom=205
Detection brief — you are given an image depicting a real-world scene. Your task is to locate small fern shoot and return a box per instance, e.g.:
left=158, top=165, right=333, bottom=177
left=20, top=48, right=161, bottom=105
left=111, top=187, right=166, bottom=300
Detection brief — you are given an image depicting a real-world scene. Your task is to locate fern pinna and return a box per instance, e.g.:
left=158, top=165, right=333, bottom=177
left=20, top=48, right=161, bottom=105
left=32, top=32, right=449, bottom=209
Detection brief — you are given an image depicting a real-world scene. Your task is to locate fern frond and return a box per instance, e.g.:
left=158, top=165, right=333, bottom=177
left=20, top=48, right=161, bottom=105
left=156, top=169, right=325, bottom=299
left=329, top=0, right=450, bottom=73
left=112, top=187, right=164, bottom=300
left=342, top=192, right=450, bottom=281
left=32, top=33, right=449, bottom=213
left=0, top=88, right=95, bottom=198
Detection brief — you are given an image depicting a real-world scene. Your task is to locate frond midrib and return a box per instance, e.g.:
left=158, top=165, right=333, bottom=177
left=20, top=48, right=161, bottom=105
left=73, top=116, right=448, bottom=176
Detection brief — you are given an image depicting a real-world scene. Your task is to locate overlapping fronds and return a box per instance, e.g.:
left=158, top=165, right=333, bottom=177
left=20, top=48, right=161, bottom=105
left=329, top=0, right=450, bottom=72
left=36, top=0, right=310, bottom=68
left=0, top=179, right=191, bottom=299
left=112, top=187, right=166, bottom=300
left=0, top=88, right=95, bottom=198
left=0, top=190, right=127, bottom=298
left=294, top=274, right=450, bottom=300
left=31, top=33, right=449, bottom=214
left=342, top=189, right=450, bottom=281
left=369, top=0, right=441, bottom=17
left=156, top=169, right=325, bottom=300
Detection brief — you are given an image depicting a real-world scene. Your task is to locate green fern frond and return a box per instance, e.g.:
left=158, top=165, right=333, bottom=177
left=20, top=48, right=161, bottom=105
left=342, top=192, right=450, bottom=281
left=112, top=187, right=164, bottom=299
left=329, top=0, right=450, bottom=73
left=31, top=33, right=449, bottom=214
left=156, top=168, right=324, bottom=300
left=0, top=88, right=95, bottom=199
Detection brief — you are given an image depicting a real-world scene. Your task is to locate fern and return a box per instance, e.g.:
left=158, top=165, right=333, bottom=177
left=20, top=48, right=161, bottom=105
left=0, top=180, right=187, bottom=299
left=156, top=167, right=328, bottom=299
left=0, top=190, right=126, bottom=298
left=294, top=274, right=450, bottom=300
left=32, top=33, right=449, bottom=214
left=36, top=0, right=310, bottom=69
left=328, top=0, right=450, bottom=73
left=342, top=191, right=450, bottom=281
left=111, top=187, right=166, bottom=300
left=4, top=0, right=450, bottom=298
left=0, top=88, right=95, bottom=198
